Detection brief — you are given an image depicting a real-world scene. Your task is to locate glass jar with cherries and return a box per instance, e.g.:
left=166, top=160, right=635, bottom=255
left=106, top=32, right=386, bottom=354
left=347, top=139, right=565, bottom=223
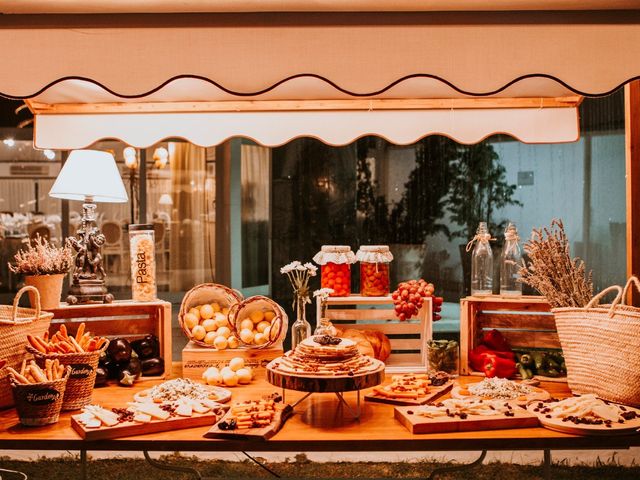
left=312, top=245, right=356, bottom=297
left=356, top=245, right=393, bottom=297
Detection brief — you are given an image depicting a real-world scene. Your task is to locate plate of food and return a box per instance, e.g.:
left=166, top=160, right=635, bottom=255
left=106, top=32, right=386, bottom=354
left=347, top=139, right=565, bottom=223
left=527, top=394, right=640, bottom=436
left=451, top=377, right=550, bottom=405
left=133, top=378, right=232, bottom=404
left=366, top=372, right=453, bottom=406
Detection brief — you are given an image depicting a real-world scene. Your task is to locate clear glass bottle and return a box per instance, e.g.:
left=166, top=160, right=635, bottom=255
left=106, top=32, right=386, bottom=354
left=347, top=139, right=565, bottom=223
left=470, top=222, right=493, bottom=296
left=314, top=295, right=336, bottom=336
left=129, top=224, right=157, bottom=301
left=500, top=222, right=523, bottom=296
left=291, top=295, right=311, bottom=349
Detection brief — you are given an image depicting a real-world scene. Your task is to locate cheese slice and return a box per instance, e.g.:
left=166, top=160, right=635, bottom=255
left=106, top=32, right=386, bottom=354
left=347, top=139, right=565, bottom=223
left=133, top=402, right=171, bottom=420
left=133, top=412, right=152, bottom=423
left=188, top=398, right=209, bottom=414
left=175, top=402, right=193, bottom=417
left=86, top=406, right=119, bottom=427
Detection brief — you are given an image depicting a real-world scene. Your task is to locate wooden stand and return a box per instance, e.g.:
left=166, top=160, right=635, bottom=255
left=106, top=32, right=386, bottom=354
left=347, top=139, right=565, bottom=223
left=319, top=295, right=432, bottom=372
left=459, top=295, right=564, bottom=382
left=182, top=342, right=284, bottom=381
left=46, top=300, right=172, bottom=379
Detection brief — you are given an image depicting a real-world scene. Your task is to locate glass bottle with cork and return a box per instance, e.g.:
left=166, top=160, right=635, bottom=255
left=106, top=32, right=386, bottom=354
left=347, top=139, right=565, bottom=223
left=467, top=222, right=493, bottom=296
left=500, top=222, right=523, bottom=296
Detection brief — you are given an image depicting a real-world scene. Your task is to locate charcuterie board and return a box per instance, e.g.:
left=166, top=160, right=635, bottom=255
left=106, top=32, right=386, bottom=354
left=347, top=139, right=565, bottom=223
left=133, top=385, right=231, bottom=404
left=71, top=404, right=229, bottom=441
left=205, top=402, right=293, bottom=440
left=394, top=404, right=539, bottom=434
left=451, top=380, right=550, bottom=406
left=365, top=380, right=453, bottom=406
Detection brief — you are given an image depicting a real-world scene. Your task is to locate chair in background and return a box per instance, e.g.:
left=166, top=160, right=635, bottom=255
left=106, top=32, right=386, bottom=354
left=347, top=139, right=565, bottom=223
left=101, top=221, right=125, bottom=274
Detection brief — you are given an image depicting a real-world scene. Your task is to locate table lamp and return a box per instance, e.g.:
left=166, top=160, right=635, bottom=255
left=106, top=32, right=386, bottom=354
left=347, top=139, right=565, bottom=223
left=49, top=149, right=128, bottom=304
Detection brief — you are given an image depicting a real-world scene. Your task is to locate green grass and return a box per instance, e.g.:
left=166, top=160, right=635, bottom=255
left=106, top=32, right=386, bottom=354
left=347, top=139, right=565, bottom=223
left=0, top=453, right=639, bottom=480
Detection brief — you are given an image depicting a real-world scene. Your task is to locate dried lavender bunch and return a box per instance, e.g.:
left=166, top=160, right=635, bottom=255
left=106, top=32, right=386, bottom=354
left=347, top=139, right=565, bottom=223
left=8, top=235, right=74, bottom=276
left=519, top=219, right=593, bottom=308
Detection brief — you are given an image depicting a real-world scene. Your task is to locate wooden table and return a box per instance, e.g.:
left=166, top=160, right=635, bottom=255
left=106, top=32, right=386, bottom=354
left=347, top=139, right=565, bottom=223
left=0, top=373, right=638, bottom=478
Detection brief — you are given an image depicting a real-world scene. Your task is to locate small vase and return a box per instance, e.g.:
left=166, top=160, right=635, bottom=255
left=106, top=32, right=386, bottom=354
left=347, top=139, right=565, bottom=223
left=24, top=273, right=65, bottom=309
left=291, top=296, right=311, bottom=349
left=314, top=299, right=335, bottom=336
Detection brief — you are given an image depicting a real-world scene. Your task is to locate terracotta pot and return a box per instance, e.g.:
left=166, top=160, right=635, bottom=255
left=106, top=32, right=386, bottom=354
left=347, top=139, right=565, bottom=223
left=24, top=274, right=65, bottom=310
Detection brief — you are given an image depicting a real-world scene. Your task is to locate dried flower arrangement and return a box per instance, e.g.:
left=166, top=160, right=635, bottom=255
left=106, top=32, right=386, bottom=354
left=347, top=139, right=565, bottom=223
left=519, top=219, right=593, bottom=308
left=8, top=235, right=74, bottom=276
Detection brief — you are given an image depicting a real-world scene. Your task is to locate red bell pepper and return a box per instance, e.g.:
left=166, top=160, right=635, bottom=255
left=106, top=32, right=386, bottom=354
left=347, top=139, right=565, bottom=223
left=468, top=345, right=515, bottom=372
left=481, top=329, right=512, bottom=352
left=483, top=354, right=517, bottom=379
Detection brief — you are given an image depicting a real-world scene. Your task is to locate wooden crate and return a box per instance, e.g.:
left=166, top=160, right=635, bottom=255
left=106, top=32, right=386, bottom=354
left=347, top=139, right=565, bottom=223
left=459, top=295, right=564, bottom=381
left=182, top=342, right=283, bottom=381
left=320, top=295, right=432, bottom=373
left=46, top=300, right=172, bottom=379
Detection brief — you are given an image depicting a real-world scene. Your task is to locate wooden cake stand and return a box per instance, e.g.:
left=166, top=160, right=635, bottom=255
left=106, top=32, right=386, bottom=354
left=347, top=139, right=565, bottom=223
left=266, top=358, right=386, bottom=419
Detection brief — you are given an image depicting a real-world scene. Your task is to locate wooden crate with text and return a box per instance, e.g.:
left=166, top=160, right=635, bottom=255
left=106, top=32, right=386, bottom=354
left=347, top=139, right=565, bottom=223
left=46, top=300, right=172, bottom=379
left=320, top=295, right=432, bottom=373
left=460, top=295, right=564, bottom=381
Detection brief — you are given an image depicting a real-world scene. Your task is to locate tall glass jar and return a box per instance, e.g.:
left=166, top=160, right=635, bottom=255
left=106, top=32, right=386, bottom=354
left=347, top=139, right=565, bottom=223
left=356, top=245, right=393, bottom=296
left=470, top=222, right=493, bottom=296
left=129, top=224, right=157, bottom=302
left=312, top=245, right=355, bottom=297
left=500, top=223, right=523, bottom=296
left=291, top=295, right=311, bottom=349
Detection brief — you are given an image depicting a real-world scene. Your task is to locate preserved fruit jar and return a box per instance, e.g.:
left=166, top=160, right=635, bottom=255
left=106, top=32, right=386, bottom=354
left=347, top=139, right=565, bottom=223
left=312, top=245, right=355, bottom=297
left=356, top=245, right=393, bottom=297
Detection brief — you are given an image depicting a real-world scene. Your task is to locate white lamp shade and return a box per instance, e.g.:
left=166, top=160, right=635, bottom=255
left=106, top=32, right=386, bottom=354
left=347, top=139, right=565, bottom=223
left=49, top=149, right=128, bottom=203
left=158, top=193, right=173, bottom=206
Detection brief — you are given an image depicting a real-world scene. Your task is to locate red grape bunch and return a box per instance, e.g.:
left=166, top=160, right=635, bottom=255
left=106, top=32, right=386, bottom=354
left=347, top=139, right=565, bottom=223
left=391, top=279, right=443, bottom=321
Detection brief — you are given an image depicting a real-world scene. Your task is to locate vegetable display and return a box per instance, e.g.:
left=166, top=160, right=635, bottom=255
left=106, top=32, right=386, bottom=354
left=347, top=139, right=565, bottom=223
left=96, top=334, right=164, bottom=387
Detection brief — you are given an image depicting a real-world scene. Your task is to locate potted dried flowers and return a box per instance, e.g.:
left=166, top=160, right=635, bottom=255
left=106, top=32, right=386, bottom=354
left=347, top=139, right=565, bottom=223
left=8, top=235, right=74, bottom=309
left=313, top=288, right=335, bottom=336
left=280, top=261, right=317, bottom=348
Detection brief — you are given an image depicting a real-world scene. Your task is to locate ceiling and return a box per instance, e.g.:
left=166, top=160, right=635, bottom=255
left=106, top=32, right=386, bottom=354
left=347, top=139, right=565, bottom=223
left=2, top=0, right=639, bottom=13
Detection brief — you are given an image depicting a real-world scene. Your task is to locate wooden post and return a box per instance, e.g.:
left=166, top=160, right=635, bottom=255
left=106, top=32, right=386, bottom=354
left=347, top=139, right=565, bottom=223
left=215, top=142, right=232, bottom=285
left=625, top=82, right=640, bottom=305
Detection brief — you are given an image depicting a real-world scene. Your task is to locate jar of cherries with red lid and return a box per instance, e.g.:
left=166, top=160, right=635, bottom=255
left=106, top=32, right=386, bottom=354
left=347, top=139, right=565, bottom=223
left=312, top=245, right=356, bottom=297
left=356, top=245, right=394, bottom=297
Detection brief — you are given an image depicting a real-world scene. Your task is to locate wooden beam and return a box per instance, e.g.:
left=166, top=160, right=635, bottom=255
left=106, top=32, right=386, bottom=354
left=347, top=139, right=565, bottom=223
left=625, top=81, right=640, bottom=306
left=25, top=96, right=583, bottom=115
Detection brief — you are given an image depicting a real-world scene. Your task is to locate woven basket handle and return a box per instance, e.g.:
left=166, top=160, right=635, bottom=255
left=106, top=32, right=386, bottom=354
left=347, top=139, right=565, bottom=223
left=618, top=276, right=640, bottom=307
left=10, top=286, right=41, bottom=323
left=585, top=285, right=623, bottom=309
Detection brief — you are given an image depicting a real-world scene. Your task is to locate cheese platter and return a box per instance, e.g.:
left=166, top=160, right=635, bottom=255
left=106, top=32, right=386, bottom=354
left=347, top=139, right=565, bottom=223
left=394, top=398, right=539, bottom=434
left=451, top=377, right=550, bottom=406
left=527, top=394, right=640, bottom=436
left=205, top=395, right=293, bottom=440
left=133, top=379, right=231, bottom=404
left=365, top=372, right=453, bottom=406
left=71, top=399, right=229, bottom=441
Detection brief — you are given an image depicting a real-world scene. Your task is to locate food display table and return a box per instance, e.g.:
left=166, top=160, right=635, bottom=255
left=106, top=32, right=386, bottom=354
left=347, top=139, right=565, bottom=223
left=0, top=368, right=638, bottom=479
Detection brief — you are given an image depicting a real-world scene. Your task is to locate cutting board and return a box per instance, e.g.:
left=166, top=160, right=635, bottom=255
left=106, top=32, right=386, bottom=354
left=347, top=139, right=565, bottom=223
left=365, top=381, right=453, bottom=406
left=394, top=405, right=539, bottom=434
left=204, top=403, right=293, bottom=440
left=527, top=403, right=640, bottom=436
left=71, top=406, right=229, bottom=441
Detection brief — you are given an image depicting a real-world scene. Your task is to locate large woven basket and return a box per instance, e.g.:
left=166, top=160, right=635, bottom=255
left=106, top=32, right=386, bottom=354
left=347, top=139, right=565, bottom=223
left=27, top=341, right=109, bottom=411
left=553, top=277, right=640, bottom=406
left=0, top=286, right=53, bottom=409
left=10, top=366, right=71, bottom=426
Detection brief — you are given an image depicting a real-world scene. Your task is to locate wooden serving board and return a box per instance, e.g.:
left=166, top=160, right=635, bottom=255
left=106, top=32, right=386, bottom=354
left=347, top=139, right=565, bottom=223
left=71, top=406, right=229, bottom=441
left=365, top=381, right=453, bottom=406
left=204, top=403, right=293, bottom=440
left=526, top=403, right=640, bottom=436
left=394, top=405, right=539, bottom=434
left=133, top=385, right=232, bottom=404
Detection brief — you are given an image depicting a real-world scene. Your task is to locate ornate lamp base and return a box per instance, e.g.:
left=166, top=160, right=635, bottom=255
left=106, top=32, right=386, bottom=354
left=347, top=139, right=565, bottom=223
left=66, top=278, right=114, bottom=305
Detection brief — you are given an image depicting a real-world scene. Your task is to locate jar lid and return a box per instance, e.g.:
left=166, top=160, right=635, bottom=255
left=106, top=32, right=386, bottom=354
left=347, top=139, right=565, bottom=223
left=129, top=223, right=154, bottom=231
left=313, top=245, right=356, bottom=265
left=356, top=245, right=394, bottom=263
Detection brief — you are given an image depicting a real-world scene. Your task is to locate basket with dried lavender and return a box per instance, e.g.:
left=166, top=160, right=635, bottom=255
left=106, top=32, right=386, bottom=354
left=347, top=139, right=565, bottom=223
left=521, top=219, right=640, bottom=405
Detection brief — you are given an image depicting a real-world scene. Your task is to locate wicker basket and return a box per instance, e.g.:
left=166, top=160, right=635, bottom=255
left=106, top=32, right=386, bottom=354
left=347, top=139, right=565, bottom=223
left=0, top=286, right=53, bottom=409
left=178, top=283, right=243, bottom=348
left=553, top=277, right=640, bottom=406
left=10, top=366, right=70, bottom=426
left=27, top=341, right=109, bottom=411
left=228, top=295, right=288, bottom=349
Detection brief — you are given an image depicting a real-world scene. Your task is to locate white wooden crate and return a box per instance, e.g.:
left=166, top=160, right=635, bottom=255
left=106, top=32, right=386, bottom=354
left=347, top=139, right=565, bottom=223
left=318, top=295, right=432, bottom=373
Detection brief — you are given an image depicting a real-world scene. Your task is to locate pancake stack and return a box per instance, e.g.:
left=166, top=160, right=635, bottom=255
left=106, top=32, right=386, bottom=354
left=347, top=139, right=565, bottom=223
left=271, top=336, right=379, bottom=377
